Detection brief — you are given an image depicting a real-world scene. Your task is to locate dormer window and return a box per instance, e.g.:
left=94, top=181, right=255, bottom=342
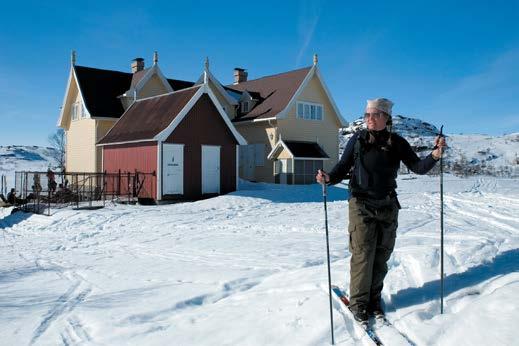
left=297, top=101, right=323, bottom=121
left=71, top=102, right=79, bottom=121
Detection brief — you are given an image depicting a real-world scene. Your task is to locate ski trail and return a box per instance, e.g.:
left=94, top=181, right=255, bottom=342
left=30, top=282, right=91, bottom=344
left=122, top=277, right=262, bottom=325
left=29, top=259, right=93, bottom=345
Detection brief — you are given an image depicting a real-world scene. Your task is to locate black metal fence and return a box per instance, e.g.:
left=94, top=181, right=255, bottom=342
left=14, top=171, right=156, bottom=215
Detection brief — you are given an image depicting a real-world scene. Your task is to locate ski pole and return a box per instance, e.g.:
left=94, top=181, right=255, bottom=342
left=435, top=125, right=445, bottom=314
left=321, top=179, right=335, bottom=344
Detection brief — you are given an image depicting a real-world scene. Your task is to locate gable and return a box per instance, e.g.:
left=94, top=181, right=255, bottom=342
left=138, top=74, right=170, bottom=99
left=166, top=94, right=238, bottom=145
left=292, top=74, right=342, bottom=127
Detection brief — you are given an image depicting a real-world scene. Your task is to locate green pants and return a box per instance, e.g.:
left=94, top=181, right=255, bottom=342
left=348, top=196, right=399, bottom=309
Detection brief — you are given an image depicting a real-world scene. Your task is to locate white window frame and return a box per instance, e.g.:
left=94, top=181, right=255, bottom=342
left=296, top=101, right=323, bottom=121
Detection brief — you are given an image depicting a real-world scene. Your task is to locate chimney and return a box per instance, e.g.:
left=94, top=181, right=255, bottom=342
left=131, top=58, right=145, bottom=73
left=233, top=68, right=248, bottom=84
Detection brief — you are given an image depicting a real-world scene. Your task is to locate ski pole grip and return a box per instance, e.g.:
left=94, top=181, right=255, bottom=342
left=433, top=125, right=444, bottom=150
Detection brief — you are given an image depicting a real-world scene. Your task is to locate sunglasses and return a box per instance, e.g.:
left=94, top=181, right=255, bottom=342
left=364, top=112, right=387, bottom=119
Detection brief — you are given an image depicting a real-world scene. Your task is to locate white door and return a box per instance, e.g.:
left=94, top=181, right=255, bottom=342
left=202, top=145, right=220, bottom=194
left=162, top=144, right=183, bottom=195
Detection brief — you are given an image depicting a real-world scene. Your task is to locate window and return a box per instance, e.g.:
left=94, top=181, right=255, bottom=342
left=71, top=103, right=78, bottom=121
left=80, top=103, right=87, bottom=118
left=241, top=101, right=249, bottom=113
left=294, top=159, right=324, bottom=184
left=297, top=101, right=323, bottom=121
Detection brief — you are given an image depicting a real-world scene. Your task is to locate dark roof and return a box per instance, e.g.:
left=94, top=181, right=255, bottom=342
left=284, top=141, right=329, bottom=158
left=74, top=66, right=132, bottom=118
left=167, top=78, right=195, bottom=90
left=74, top=65, right=195, bottom=119
left=98, top=86, right=201, bottom=144
left=226, top=67, right=311, bottom=122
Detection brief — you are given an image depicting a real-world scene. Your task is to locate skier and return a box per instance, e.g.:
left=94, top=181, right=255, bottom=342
left=316, top=98, right=446, bottom=323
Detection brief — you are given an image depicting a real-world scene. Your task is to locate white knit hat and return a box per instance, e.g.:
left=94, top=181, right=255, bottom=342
left=366, top=98, right=394, bottom=115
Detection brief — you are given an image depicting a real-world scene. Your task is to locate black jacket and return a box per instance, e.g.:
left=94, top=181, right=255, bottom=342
left=328, top=129, right=438, bottom=198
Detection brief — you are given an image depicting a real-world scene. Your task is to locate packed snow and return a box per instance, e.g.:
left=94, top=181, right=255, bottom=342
left=1, top=175, right=518, bottom=345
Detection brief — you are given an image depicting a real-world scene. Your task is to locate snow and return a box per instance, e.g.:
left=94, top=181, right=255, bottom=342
left=1, top=175, right=518, bottom=345
left=0, top=145, right=57, bottom=194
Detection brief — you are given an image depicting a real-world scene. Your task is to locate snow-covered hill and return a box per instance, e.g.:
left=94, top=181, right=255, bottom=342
left=340, top=115, right=519, bottom=177
left=0, top=145, right=58, bottom=192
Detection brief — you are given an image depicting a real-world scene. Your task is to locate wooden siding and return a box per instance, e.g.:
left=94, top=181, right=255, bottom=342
left=66, top=116, right=97, bottom=173
left=138, top=74, right=169, bottom=99
left=103, top=142, right=157, bottom=198
left=165, top=94, right=238, bottom=199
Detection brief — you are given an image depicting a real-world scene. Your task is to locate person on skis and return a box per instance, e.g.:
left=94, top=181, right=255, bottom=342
left=316, top=97, right=446, bottom=323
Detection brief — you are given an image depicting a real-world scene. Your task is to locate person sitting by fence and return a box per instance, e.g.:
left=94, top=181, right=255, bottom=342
left=47, top=169, right=57, bottom=193
left=7, top=188, right=26, bottom=206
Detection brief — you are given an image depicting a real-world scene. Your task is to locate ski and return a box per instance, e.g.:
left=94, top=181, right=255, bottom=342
left=331, top=285, right=383, bottom=346
left=331, top=285, right=415, bottom=346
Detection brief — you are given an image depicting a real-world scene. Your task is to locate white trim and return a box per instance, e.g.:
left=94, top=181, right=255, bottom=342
left=157, top=141, right=162, bottom=200
left=101, top=145, right=104, bottom=172
left=162, top=143, right=185, bottom=196
left=133, top=64, right=174, bottom=94
left=235, top=145, right=239, bottom=190
left=267, top=140, right=329, bottom=160
left=96, top=138, right=157, bottom=147
left=233, top=117, right=277, bottom=125
left=204, top=85, right=247, bottom=145
left=203, top=69, right=238, bottom=106
left=57, top=68, right=73, bottom=127
left=296, top=100, right=324, bottom=121
left=267, top=140, right=294, bottom=160
left=57, top=67, right=92, bottom=126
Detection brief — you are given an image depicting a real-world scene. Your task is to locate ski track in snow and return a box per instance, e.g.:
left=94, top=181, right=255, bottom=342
left=0, top=175, right=518, bottom=345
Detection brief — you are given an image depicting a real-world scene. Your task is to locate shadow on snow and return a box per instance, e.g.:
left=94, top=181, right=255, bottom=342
left=388, top=248, right=519, bottom=311
left=235, top=181, right=349, bottom=203
left=0, top=209, right=32, bottom=229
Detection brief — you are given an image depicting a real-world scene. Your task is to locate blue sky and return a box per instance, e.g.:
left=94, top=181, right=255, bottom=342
left=0, top=0, right=518, bottom=146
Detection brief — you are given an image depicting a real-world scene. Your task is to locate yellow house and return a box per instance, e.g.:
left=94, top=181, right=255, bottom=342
left=57, top=52, right=193, bottom=173
left=215, top=55, right=348, bottom=184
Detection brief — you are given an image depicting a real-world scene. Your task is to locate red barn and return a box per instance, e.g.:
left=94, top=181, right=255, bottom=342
left=97, top=84, right=246, bottom=201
